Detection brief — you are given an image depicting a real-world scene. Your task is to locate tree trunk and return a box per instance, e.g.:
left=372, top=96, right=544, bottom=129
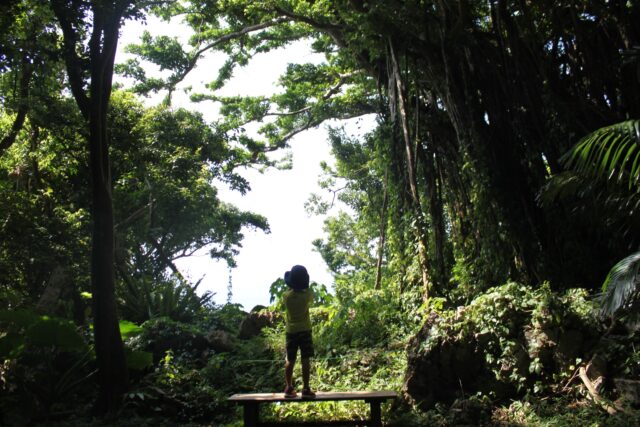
left=374, top=170, right=388, bottom=290
left=388, top=39, right=431, bottom=297
left=88, top=2, right=128, bottom=413
left=51, top=0, right=129, bottom=413
left=418, top=142, right=447, bottom=291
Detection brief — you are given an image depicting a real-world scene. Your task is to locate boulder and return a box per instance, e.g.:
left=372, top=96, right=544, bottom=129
left=238, top=307, right=277, bottom=339
left=403, top=313, right=492, bottom=411
left=403, top=284, right=602, bottom=410
left=136, top=317, right=210, bottom=362
left=614, top=378, right=640, bottom=406
left=206, top=329, right=234, bottom=353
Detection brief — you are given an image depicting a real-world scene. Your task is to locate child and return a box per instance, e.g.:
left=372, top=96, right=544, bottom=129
left=282, top=265, right=316, bottom=399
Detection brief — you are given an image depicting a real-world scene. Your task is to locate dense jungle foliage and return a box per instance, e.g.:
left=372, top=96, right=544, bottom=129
left=1, top=0, right=640, bottom=425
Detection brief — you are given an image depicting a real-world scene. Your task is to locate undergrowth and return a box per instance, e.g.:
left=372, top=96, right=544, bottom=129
left=4, top=281, right=640, bottom=426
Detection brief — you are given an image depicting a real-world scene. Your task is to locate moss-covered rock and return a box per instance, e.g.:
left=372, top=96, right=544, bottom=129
left=404, top=283, right=601, bottom=410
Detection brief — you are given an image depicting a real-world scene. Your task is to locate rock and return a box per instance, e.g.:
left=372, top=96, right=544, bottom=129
left=36, top=266, right=67, bottom=314
left=403, top=315, right=490, bottom=411
left=555, top=329, right=584, bottom=370
left=238, top=308, right=277, bottom=339
left=206, top=329, right=234, bottom=353
left=614, top=378, right=640, bottom=406
left=138, top=317, right=210, bottom=362
left=449, top=397, right=492, bottom=426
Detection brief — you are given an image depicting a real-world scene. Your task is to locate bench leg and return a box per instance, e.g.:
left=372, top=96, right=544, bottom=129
left=369, top=400, right=382, bottom=427
left=243, top=402, right=259, bottom=427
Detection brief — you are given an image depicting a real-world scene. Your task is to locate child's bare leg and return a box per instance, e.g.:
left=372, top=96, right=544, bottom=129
left=285, top=358, right=295, bottom=388
left=301, top=357, right=311, bottom=390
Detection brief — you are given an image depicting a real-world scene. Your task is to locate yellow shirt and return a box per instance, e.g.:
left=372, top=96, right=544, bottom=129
left=284, top=288, right=313, bottom=333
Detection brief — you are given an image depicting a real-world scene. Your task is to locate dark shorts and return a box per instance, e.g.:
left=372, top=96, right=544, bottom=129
left=285, top=330, right=314, bottom=362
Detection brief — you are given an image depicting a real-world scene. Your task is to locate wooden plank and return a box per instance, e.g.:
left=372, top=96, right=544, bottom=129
left=229, top=390, right=397, bottom=403
left=259, top=421, right=366, bottom=426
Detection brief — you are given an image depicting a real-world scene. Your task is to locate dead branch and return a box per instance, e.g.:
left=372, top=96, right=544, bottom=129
left=578, top=366, right=618, bottom=415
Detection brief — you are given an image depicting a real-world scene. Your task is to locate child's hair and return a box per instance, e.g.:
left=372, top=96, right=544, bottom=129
left=284, top=265, right=309, bottom=291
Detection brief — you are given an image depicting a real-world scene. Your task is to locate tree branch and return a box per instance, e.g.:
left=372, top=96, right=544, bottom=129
left=0, top=59, right=32, bottom=155
left=164, top=17, right=292, bottom=92
left=50, top=0, right=90, bottom=119
left=114, top=200, right=155, bottom=230
left=264, top=70, right=364, bottom=118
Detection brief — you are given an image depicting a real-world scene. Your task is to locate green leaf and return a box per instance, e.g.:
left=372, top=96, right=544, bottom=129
left=0, top=332, right=25, bottom=358
left=0, top=309, right=40, bottom=328
left=125, top=348, right=153, bottom=370
left=563, top=119, right=640, bottom=189
left=119, top=320, right=143, bottom=340
left=600, top=251, right=640, bottom=316
left=26, top=317, right=86, bottom=351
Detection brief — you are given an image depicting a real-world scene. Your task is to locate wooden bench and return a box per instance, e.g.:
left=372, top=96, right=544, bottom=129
left=228, top=390, right=397, bottom=426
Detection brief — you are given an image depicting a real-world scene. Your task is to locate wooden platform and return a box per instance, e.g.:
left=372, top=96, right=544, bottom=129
left=229, top=390, right=397, bottom=427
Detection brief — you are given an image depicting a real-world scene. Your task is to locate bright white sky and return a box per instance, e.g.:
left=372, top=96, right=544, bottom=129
left=116, top=15, right=375, bottom=310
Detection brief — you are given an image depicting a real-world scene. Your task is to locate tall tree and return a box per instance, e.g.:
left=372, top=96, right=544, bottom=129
left=49, top=0, right=136, bottom=413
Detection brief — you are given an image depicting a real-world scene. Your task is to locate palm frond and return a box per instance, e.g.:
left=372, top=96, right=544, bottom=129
left=600, top=251, right=640, bottom=317
left=562, top=119, right=640, bottom=190
left=537, top=171, right=583, bottom=206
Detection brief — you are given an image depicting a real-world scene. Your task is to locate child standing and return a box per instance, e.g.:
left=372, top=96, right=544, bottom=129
left=283, top=265, right=316, bottom=399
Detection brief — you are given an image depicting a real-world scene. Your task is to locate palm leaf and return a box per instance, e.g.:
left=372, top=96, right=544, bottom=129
left=559, top=120, right=640, bottom=317
left=600, top=251, right=640, bottom=317
left=562, top=119, right=640, bottom=190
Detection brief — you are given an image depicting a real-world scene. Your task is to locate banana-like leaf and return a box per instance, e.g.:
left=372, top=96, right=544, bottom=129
left=600, top=251, right=640, bottom=316
left=119, top=320, right=143, bottom=340
left=562, top=119, right=640, bottom=190
left=125, top=348, right=153, bottom=370
left=26, top=317, right=86, bottom=351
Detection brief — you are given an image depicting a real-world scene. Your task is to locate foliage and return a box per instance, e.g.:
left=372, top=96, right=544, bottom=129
left=315, top=286, right=415, bottom=351
left=120, top=304, right=282, bottom=424
left=118, top=277, right=213, bottom=324
left=123, top=0, right=640, bottom=296
left=0, top=309, right=93, bottom=424
left=563, top=120, right=640, bottom=191
left=122, top=350, right=233, bottom=423
left=127, top=317, right=209, bottom=364
left=2, top=0, right=640, bottom=424
left=268, top=278, right=333, bottom=311
left=600, top=251, right=640, bottom=318
left=555, top=119, right=640, bottom=318
left=492, top=397, right=640, bottom=427
left=413, top=283, right=599, bottom=398
left=0, top=309, right=87, bottom=358
left=264, top=348, right=405, bottom=424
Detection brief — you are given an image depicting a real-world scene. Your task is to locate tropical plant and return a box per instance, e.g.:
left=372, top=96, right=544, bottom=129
left=561, top=120, right=640, bottom=316
left=599, top=251, right=640, bottom=317
left=562, top=120, right=640, bottom=190
left=118, top=277, right=214, bottom=324
left=269, top=279, right=333, bottom=311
